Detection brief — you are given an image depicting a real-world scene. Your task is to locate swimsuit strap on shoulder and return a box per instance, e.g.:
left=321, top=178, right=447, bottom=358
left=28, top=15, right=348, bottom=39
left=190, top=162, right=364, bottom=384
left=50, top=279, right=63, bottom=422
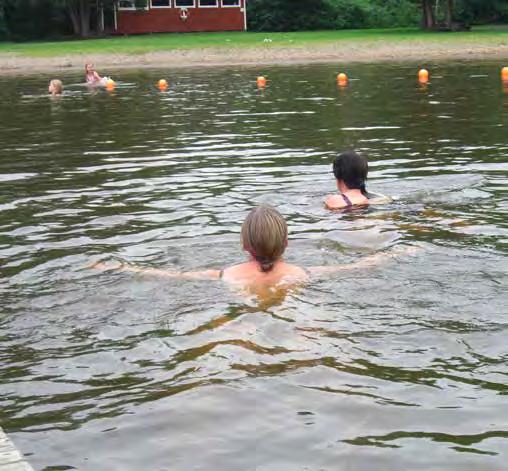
left=341, top=193, right=353, bottom=207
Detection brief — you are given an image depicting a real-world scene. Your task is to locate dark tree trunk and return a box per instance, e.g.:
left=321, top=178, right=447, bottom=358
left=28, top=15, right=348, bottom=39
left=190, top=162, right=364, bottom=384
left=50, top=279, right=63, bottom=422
left=422, top=0, right=436, bottom=29
left=97, top=1, right=104, bottom=34
left=445, top=0, right=453, bottom=29
left=68, top=3, right=80, bottom=36
left=67, top=0, right=91, bottom=37
left=79, top=0, right=90, bottom=37
left=0, top=2, right=7, bottom=37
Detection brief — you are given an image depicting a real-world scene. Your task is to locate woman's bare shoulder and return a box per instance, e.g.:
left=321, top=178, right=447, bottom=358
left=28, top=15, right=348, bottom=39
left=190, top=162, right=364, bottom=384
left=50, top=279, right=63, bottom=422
left=222, top=262, right=308, bottom=285
left=221, top=263, right=253, bottom=282
left=325, top=194, right=346, bottom=210
left=280, top=263, right=309, bottom=282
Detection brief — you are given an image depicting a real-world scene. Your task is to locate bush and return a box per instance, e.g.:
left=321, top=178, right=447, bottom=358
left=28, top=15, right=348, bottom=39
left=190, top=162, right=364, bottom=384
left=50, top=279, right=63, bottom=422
left=247, top=0, right=420, bottom=32
left=454, top=0, right=508, bottom=24
left=248, top=0, right=335, bottom=32
left=359, top=0, right=420, bottom=28
left=1, top=0, right=71, bottom=41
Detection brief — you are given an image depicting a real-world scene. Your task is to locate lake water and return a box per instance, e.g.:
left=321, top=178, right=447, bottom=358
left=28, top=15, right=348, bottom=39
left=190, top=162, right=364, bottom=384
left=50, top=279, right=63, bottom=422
left=0, top=62, right=507, bottom=470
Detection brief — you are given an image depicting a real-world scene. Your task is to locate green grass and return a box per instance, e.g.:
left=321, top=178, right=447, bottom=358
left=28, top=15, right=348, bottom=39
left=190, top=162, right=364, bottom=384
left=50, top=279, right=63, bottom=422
left=0, top=25, right=507, bottom=57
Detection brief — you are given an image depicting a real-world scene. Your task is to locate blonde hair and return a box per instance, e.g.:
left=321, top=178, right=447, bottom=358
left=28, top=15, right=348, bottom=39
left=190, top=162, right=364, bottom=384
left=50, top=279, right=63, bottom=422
left=49, top=79, right=63, bottom=94
left=241, top=205, right=288, bottom=272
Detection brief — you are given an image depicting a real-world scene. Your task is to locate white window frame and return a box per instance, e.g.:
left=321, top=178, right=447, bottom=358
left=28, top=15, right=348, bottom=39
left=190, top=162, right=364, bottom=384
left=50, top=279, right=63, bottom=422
left=175, top=0, right=196, bottom=7
left=151, top=0, right=172, bottom=8
left=221, top=0, right=240, bottom=7
left=198, top=0, right=218, bottom=7
left=118, top=0, right=136, bottom=11
left=118, top=0, right=149, bottom=10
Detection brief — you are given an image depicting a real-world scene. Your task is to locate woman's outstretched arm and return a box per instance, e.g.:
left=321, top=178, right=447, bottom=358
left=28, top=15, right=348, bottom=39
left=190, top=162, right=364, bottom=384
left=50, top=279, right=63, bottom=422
left=90, top=262, right=221, bottom=280
left=307, top=245, right=419, bottom=277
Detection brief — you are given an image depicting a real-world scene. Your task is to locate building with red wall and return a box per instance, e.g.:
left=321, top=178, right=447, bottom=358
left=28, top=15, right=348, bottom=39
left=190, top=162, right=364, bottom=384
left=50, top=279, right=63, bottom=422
left=115, top=0, right=246, bottom=34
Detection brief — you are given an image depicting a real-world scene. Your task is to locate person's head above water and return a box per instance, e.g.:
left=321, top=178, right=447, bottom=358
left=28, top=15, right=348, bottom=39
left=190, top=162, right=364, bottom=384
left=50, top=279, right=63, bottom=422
left=333, top=151, right=368, bottom=195
left=241, top=205, right=288, bottom=273
left=48, top=79, right=63, bottom=96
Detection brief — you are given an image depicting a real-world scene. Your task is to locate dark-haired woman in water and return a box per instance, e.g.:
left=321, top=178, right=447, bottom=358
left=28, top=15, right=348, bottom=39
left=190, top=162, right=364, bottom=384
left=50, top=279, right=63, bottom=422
left=92, top=205, right=414, bottom=295
left=325, top=151, right=370, bottom=210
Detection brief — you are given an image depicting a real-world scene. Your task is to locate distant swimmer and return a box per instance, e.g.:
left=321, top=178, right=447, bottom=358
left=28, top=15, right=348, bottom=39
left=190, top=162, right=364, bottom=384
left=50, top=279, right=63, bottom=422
left=325, top=151, right=391, bottom=210
left=48, top=79, right=63, bottom=97
left=85, top=63, right=111, bottom=87
left=91, top=205, right=416, bottom=298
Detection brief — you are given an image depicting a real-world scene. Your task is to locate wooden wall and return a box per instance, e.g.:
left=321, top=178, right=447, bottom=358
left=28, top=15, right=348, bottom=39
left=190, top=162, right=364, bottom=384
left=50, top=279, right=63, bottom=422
left=116, top=3, right=245, bottom=34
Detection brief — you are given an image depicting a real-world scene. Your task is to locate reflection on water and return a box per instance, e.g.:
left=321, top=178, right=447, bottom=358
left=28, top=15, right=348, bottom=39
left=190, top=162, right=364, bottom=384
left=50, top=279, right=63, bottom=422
left=0, top=62, right=507, bottom=470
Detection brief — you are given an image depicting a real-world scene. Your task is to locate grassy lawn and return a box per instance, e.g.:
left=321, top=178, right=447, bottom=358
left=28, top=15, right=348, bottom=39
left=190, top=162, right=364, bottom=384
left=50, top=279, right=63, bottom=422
left=0, top=25, right=507, bottom=57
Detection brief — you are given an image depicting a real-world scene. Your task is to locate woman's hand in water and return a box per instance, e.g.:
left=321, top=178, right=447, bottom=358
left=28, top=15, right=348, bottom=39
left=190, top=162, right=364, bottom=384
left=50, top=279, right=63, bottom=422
left=308, top=244, right=421, bottom=277
left=349, top=244, right=421, bottom=268
left=88, top=260, right=221, bottom=280
left=88, top=260, right=167, bottom=274
left=88, top=261, right=125, bottom=271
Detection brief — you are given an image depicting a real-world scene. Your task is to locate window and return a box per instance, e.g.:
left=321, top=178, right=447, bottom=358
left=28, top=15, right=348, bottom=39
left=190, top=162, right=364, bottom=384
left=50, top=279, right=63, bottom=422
left=118, top=0, right=148, bottom=9
left=151, top=0, right=171, bottom=6
left=199, top=0, right=217, bottom=6
left=118, top=0, right=135, bottom=9
left=222, top=0, right=239, bottom=6
left=175, top=0, right=194, bottom=7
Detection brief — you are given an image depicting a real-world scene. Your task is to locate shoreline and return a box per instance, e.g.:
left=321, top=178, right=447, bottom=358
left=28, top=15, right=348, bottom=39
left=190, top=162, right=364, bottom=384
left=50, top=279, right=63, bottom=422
left=1, top=40, right=508, bottom=75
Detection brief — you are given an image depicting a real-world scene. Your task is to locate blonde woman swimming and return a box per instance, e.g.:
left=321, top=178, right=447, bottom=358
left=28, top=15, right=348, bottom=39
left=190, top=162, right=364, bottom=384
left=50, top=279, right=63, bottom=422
left=92, top=205, right=415, bottom=294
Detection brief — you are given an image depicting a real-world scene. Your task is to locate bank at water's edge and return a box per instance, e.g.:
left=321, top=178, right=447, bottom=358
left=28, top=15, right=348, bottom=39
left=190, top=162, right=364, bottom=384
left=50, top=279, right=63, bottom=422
left=1, top=27, right=508, bottom=74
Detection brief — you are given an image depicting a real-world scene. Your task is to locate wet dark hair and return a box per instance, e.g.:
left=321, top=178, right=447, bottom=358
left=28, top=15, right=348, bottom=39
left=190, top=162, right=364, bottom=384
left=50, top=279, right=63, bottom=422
left=333, top=151, right=368, bottom=196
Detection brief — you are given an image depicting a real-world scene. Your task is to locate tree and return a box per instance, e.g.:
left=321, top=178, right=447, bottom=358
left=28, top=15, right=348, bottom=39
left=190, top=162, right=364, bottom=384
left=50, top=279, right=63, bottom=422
left=444, top=0, right=454, bottom=29
left=63, top=0, right=91, bottom=37
left=0, top=0, right=7, bottom=38
left=421, top=0, right=436, bottom=29
left=420, top=0, right=461, bottom=30
left=53, top=0, right=114, bottom=37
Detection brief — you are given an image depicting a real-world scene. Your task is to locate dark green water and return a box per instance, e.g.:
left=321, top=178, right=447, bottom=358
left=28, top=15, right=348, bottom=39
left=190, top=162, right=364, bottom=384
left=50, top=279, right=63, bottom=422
left=0, top=62, right=507, bottom=470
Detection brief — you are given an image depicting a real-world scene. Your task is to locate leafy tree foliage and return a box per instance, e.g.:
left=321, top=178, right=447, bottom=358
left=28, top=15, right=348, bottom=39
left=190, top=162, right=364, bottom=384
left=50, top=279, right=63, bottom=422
left=248, top=0, right=426, bottom=32
left=0, top=0, right=71, bottom=39
left=248, top=0, right=507, bottom=32
left=0, top=0, right=506, bottom=39
left=53, top=0, right=116, bottom=37
left=457, top=0, right=508, bottom=24
left=0, top=0, right=115, bottom=39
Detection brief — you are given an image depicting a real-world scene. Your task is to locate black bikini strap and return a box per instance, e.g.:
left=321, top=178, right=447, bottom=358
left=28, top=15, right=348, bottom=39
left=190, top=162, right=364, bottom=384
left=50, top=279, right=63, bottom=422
left=341, top=193, right=353, bottom=207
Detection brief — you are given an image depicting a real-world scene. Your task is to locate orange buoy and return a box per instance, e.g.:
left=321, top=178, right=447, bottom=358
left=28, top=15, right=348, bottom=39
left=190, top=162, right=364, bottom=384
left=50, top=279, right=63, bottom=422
left=502, top=67, right=508, bottom=81
left=105, top=79, right=116, bottom=91
left=257, top=76, right=267, bottom=87
left=337, top=72, right=348, bottom=86
left=418, top=69, right=429, bottom=83
left=158, top=79, right=168, bottom=90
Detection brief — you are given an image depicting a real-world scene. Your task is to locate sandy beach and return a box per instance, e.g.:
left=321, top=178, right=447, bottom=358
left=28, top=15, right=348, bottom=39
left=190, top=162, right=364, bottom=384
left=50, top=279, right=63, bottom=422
left=1, top=39, right=508, bottom=75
